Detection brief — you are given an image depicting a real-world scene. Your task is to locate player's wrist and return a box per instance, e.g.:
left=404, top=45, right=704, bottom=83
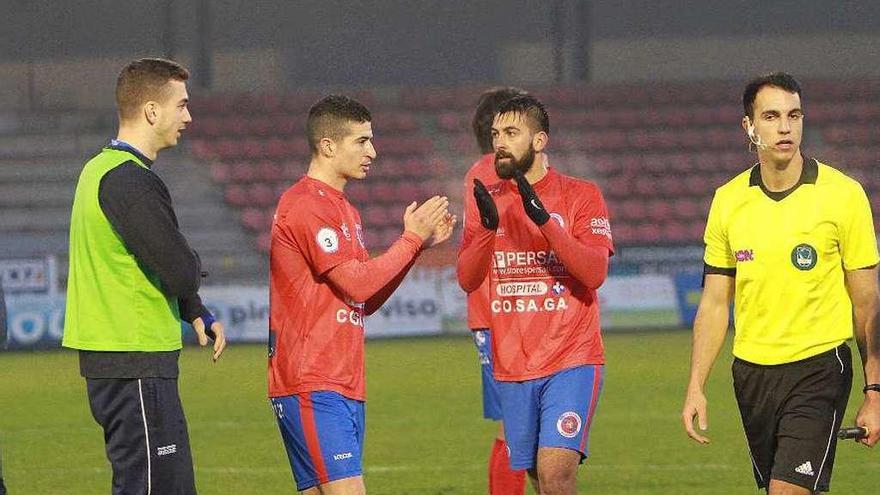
left=686, top=378, right=706, bottom=394
left=401, top=230, right=426, bottom=248
left=864, top=383, right=880, bottom=395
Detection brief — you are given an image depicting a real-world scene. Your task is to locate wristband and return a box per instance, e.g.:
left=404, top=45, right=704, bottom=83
left=200, top=311, right=217, bottom=341
left=864, top=384, right=880, bottom=394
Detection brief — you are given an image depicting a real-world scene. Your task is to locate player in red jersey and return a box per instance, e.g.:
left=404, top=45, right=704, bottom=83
left=269, top=95, right=454, bottom=495
left=462, top=86, right=528, bottom=495
left=457, top=95, right=613, bottom=495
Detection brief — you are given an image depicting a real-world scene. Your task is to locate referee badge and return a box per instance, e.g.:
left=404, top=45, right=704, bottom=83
left=791, top=243, right=817, bottom=271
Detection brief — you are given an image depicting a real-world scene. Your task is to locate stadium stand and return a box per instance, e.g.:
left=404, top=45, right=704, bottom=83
left=188, top=80, right=880, bottom=259
left=0, top=111, right=266, bottom=285
left=4, top=80, right=878, bottom=284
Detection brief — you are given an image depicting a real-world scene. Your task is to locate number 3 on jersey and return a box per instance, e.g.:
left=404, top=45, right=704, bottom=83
left=316, top=227, right=340, bottom=253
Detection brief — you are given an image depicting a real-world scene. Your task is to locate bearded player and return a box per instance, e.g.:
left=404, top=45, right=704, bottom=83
left=457, top=94, right=613, bottom=495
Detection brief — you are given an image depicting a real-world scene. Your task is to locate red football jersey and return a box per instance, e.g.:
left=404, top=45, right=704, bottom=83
left=269, top=176, right=369, bottom=400
left=460, top=168, right=614, bottom=381
left=460, top=153, right=498, bottom=330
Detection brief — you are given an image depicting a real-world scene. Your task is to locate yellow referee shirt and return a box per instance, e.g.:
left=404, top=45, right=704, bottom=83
left=704, top=158, right=879, bottom=365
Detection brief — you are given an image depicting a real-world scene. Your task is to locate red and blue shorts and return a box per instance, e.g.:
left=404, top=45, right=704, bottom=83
left=473, top=328, right=504, bottom=421
left=497, top=364, right=604, bottom=470
left=270, top=391, right=365, bottom=491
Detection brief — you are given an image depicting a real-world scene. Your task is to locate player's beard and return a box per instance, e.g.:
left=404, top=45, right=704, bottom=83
left=494, top=146, right=536, bottom=179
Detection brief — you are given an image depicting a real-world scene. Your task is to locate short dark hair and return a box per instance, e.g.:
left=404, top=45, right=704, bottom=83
left=495, top=94, right=550, bottom=135
left=742, top=72, right=802, bottom=119
left=116, top=58, right=189, bottom=121
left=307, top=95, right=372, bottom=154
left=472, top=87, right=527, bottom=153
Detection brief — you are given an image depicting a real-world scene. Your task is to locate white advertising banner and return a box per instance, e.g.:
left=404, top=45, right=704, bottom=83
left=598, top=275, right=679, bottom=310
left=0, top=256, right=58, bottom=296
left=197, top=286, right=269, bottom=343
left=1, top=272, right=685, bottom=350
left=597, top=275, right=681, bottom=328
left=364, top=268, right=444, bottom=338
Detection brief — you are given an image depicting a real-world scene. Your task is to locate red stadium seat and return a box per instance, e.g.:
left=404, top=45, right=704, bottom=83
left=656, top=176, right=687, bottom=196
left=616, top=200, right=646, bottom=222
left=394, top=181, right=421, bottom=204
left=644, top=200, right=672, bottom=223
left=210, top=162, right=231, bottom=182
left=249, top=183, right=277, bottom=208
left=610, top=223, right=633, bottom=245
left=361, top=205, right=388, bottom=227
left=634, top=223, right=662, bottom=244
left=256, top=231, right=271, bottom=253
left=256, top=161, right=283, bottom=181
left=346, top=183, right=369, bottom=203
left=231, top=162, right=258, bottom=183
left=240, top=208, right=268, bottom=232
left=224, top=184, right=248, bottom=207
left=663, top=221, right=689, bottom=243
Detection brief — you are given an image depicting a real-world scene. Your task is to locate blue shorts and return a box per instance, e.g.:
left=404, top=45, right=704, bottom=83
left=270, top=391, right=365, bottom=491
left=473, top=329, right=503, bottom=421
left=497, top=364, right=604, bottom=471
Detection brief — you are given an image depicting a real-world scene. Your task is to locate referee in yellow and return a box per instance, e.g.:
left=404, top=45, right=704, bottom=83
left=682, top=72, right=880, bottom=495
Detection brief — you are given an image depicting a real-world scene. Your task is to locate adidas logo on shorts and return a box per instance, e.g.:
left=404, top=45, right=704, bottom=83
left=795, top=461, right=814, bottom=476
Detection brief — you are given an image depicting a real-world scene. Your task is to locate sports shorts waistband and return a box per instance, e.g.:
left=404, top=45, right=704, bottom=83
left=733, top=342, right=849, bottom=369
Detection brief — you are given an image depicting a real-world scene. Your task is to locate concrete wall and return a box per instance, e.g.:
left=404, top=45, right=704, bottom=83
left=0, top=49, right=283, bottom=110
left=1, top=1, right=878, bottom=107
left=499, top=33, right=880, bottom=84
left=591, top=33, right=880, bottom=83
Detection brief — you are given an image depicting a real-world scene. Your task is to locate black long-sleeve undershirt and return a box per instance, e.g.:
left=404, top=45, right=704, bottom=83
left=98, top=160, right=204, bottom=318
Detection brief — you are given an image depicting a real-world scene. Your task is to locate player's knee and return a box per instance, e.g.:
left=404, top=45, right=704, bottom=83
left=536, top=466, right=577, bottom=494
left=767, top=479, right=814, bottom=495
left=319, top=476, right=366, bottom=495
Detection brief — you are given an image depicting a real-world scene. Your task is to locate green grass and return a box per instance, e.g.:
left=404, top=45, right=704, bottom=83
left=1, top=331, right=877, bottom=494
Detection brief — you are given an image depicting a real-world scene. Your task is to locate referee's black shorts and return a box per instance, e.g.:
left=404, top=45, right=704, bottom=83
left=732, top=343, right=852, bottom=493
left=87, top=377, right=196, bottom=495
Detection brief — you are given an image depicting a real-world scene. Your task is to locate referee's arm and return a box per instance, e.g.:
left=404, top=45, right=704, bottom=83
left=682, top=270, right=735, bottom=444
left=846, top=264, right=880, bottom=447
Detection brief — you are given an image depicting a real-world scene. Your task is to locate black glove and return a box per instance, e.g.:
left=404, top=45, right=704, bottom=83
left=473, top=179, right=499, bottom=230
left=513, top=171, right=550, bottom=225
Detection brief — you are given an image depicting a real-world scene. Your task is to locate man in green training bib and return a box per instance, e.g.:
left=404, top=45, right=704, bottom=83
left=63, top=58, right=227, bottom=495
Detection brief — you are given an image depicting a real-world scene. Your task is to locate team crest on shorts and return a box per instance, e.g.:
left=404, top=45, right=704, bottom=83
left=791, top=243, right=817, bottom=271
left=557, top=411, right=582, bottom=438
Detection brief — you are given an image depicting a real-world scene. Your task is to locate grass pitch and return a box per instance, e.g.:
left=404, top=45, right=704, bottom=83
left=1, top=331, right=877, bottom=494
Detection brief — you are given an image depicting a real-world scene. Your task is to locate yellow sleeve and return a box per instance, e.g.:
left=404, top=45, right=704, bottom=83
left=703, top=191, right=736, bottom=269
left=840, top=183, right=880, bottom=270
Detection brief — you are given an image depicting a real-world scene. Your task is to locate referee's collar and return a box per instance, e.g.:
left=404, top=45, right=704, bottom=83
left=749, top=157, right=818, bottom=201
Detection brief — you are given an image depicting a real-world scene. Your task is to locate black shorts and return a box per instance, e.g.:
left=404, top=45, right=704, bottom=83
left=732, top=343, right=852, bottom=492
left=87, top=377, right=196, bottom=495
